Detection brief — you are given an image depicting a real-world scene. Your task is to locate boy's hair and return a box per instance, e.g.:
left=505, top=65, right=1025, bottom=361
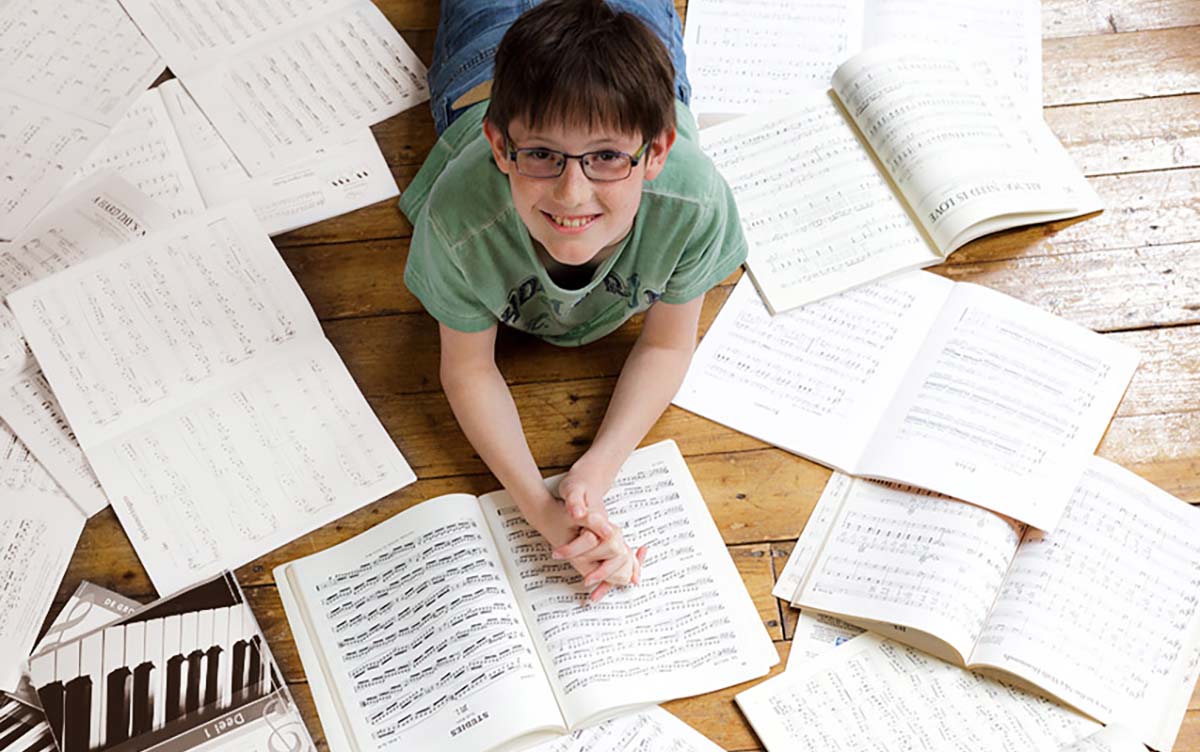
left=486, top=0, right=676, bottom=143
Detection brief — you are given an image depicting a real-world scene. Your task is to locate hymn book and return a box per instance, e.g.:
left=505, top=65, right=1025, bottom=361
left=703, top=45, right=1100, bottom=311
left=675, top=272, right=1138, bottom=531
left=773, top=461, right=1200, bottom=751
left=275, top=441, right=777, bottom=752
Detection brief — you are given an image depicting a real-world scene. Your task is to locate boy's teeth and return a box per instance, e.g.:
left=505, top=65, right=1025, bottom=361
left=551, top=214, right=592, bottom=228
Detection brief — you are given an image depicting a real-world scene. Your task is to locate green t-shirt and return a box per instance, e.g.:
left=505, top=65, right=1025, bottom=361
left=399, top=101, right=747, bottom=347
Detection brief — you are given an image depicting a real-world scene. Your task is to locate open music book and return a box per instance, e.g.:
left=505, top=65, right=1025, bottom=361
left=675, top=272, right=1139, bottom=531
left=737, top=633, right=1105, bottom=752
left=773, top=460, right=1200, bottom=751
left=528, top=708, right=722, bottom=752
left=702, top=45, right=1100, bottom=311
left=275, top=441, right=777, bottom=752
left=119, top=0, right=428, bottom=175
left=70, top=81, right=399, bottom=236
left=7, top=202, right=416, bottom=594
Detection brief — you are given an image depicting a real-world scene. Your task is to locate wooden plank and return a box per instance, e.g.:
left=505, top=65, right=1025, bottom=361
left=1043, top=0, right=1200, bottom=38
left=1043, top=26, right=1200, bottom=106
left=1045, top=94, right=1200, bottom=175
left=771, top=542, right=798, bottom=640
left=733, top=544, right=784, bottom=640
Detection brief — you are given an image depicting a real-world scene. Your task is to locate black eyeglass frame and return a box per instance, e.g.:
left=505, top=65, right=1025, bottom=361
left=504, top=138, right=649, bottom=182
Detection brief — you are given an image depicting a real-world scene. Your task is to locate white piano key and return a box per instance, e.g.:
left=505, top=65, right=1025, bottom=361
left=100, top=626, right=124, bottom=748
left=124, top=622, right=144, bottom=739
left=212, top=606, right=231, bottom=710
left=195, top=609, right=213, bottom=709
left=143, top=618, right=164, bottom=734
left=28, top=651, right=55, bottom=690
left=160, top=615, right=180, bottom=730
left=179, top=611, right=197, bottom=717
left=80, top=630, right=104, bottom=748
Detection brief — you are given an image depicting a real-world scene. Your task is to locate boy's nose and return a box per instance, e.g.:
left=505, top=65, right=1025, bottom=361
left=552, top=158, right=591, bottom=206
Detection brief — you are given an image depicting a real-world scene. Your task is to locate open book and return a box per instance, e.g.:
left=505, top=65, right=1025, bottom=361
left=701, top=45, right=1100, bottom=311
left=275, top=441, right=777, bottom=752
left=674, top=272, right=1139, bottom=531
left=773, top=460, right=1200, bottom=751
left=70, top=81, right=399, bottom=236
left=7, top=202, right=416, bottom=594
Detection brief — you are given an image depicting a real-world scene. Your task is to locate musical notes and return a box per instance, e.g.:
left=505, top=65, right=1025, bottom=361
left=529, top=707, right=723, bottom=752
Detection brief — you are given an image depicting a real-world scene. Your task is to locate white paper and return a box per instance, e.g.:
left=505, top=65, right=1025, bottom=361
left=784, top=610, right=863, bottom=670
left=530, top=708, right=723, bottom=752
left=1057, top=725, right=1148, bottom=752
left=772, top=472, right=851, bottom=602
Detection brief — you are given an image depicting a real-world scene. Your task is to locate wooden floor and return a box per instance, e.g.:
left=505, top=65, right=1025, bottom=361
left=56, top=1, right=1200, bottom=750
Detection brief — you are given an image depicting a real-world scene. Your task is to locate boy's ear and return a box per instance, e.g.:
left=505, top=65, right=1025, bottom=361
left=483, top=119, right=512, bottom=175
left=643, top=127, right=677, bottom=181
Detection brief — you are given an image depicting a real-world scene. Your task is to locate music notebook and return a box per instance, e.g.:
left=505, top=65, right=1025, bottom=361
left=27, top=572, right=315, bottom=752
left=7, top=202, right=417, bottom=594
left=773, top=460, right=1200, bottom=751
left=701, top=45, right=1100, bottom=312
left=275, top=440, right=777, bottom=752
left=675, top=272, right=1138, bottom=531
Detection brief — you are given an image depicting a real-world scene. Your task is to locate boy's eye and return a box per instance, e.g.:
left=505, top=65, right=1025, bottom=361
left=526, top=149, right=556, bottom=161
left=593, top=150, right=623, bottom=162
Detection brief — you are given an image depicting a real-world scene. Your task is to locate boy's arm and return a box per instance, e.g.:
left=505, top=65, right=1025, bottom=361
left=559, top=293, right=706, bottom=521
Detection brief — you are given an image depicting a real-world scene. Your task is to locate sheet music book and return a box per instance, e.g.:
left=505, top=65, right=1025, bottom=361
left=773, top=460, right=1200, bottom=751
left=0, top=172, right=173, bottom=518
left=7, top=202, right=417, bottom=594
left=27, top=571, right=316, bottom=752
left=119, top=0, right=428, bottom=175
left=275, top=440, right=778, bottom=752
left=0, top=0, right=163, bottom=240
left=71, top=81, right=400, bottom=236
left=528, top=708, right=722, bottom=752
left=737, top=633, right=1102, bottom=752
left=682, top=0, right=1040, bottom=122
left=700, top=45, right=1099, bottom=311
left=675, top=272, right=1138, bottom=530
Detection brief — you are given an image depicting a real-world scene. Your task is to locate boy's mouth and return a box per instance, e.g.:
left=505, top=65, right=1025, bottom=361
left=543, top=211, right=600, bottom=233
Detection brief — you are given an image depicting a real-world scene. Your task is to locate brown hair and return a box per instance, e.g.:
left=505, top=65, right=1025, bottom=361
left=485, top=0, right=676, bottom=143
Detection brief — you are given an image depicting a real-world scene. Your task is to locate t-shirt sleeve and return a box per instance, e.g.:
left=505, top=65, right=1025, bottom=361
left=403, top=209, right=497, bottom=332
left=660, top=173, right=748, bottom=304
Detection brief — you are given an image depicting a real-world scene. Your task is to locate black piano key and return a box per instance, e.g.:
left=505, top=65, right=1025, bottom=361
left=203, top=647, right=222, bottom=707
left=231, top=641, right=248, bottom=695
left=132, top=662, right=154, bottom=736
left=247, top=637, right=263, bottom=700
left=165, top=656, right=185, bottom=723
left=105, top=668, right=132, bottom=745
left=184, top=651, right=203, bottom=714
left=0, top=711, right=40, bottom=749
left=35, top=682, right=64, bottom=745
left=62, top=676, right=92, bottom=752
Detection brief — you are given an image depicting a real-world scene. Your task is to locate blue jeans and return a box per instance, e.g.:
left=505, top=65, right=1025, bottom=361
left=428, top=0, right=691, bottom=135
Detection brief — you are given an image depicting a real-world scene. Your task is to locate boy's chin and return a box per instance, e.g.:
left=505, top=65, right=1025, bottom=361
left=538, top=238, right=607, bottom=268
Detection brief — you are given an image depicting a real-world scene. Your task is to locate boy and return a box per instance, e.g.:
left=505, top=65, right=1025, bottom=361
left=399, top=0, right=747, bottom=600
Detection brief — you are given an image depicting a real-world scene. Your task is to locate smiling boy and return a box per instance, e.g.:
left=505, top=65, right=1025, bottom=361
left=399, top=0, right=747, bottom=599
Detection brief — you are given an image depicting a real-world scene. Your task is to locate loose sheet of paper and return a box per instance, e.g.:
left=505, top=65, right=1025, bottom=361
left=700, top=96, right=939, bottom=311
left=0, top=0, right=162, bottom=238
left=674, top=272, right=951, bottom=473
left=738, top=634, right=1099, bottom=751
left=481, top=440, right=777, bottom=726
left=785, top=611, right=864, bottom=670
left=972, top=458, right=1200, bottom=751
left=530, top=708, right=723, bottom=752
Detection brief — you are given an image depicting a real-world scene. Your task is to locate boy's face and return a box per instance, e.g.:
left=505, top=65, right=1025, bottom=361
left=484, top=118, right=675, bottom=268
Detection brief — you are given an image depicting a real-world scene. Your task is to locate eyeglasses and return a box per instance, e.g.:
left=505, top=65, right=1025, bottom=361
left=505, top=138, right=648, bottom=182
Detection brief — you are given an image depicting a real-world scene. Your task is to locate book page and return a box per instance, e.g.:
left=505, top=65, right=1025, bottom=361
left=700, top=95, right=939, bottom=311
left=859, top=282, right=1140, bottom=531
left=673, top=272, right=952, bottom=473
left=158, top=79, right=398, bottom=236
left=1057, top=725, right=1147, bottom=752
left=831, top=47, right=1100, bottom=253
left=737, top=633, right=1100, bottom=751
left=863, top=0, right=1042, bottom=109
left=70, top=87, right=207, bottom=221
left=530, top=707, right=723, bottom=752
left=279, top=494, right=563, bottom=752
left=7, top=203, right=322, bottom=449
left=480, top=441, right=777, bottom=728
left=785, top=610, right=864, bottom=670
left=772, top=472, right=852, bottom=601
left=681, top=0, right=862, bottom=123
left=971, top=458, right=1200, bottom=752
left=795, top=475, right=1023, bottom=664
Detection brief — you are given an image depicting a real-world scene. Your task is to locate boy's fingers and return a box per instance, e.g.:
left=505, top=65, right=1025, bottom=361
left=633, top=546, right=647, bottom=585
left=582, top=512, right=615, bottom=540
left=582, top=555, right=628, bottom=587
left=588, top=582, right=613, bottom=603
left=551, top=529, right=599, bottom=560
left=562, top=483, right=588, bottom=520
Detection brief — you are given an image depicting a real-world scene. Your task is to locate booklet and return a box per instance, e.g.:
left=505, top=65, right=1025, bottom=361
left=528, top=708, right=722, bottom=752
left=774, top=459, right=1200, bottom=751
left=674, top=272, right=1139, bottom=531
left=275, top=441, right=777, bottom=752
left=701, top=45, right=1100, bottom=311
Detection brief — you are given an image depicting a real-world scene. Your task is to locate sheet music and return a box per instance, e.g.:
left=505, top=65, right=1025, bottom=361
left=123, top=0, right=428, bottom=175
left=785, top=610, right=863, bottom=670
left=530, top=707, right=723, bottom=752
left=797, top=475, right=1023, bottom=663
left=674, top=273, right=951, bottom=473
left=861, top=282, right=1140, bottom=531
left=737, top=634, right=1100, bottom=752
left=0, top=0, right=161, bottom=239
left=284, top=493, right=562, bottom=752
left=972, top=458, right=1200, bottom=752
left=157, top=79, right=398, bottom=236
left=682, top=0, right=862, bottom=121
left=863, top=0, right=1042, bottom=109
left=70, top=87, right=207, bottom=220
left=831, top=47, right=1099, bottom=252
left=481, top=440, right=776, bottom=727
left=772, top=472, right=851, bottom=601
left=1057, top=725, right=1147, bottom=752
left=700, top=95, right=938, bottom=310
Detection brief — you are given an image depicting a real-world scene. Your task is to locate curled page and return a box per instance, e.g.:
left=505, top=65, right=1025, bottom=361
left=530, top=708, right=723, bottom=752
